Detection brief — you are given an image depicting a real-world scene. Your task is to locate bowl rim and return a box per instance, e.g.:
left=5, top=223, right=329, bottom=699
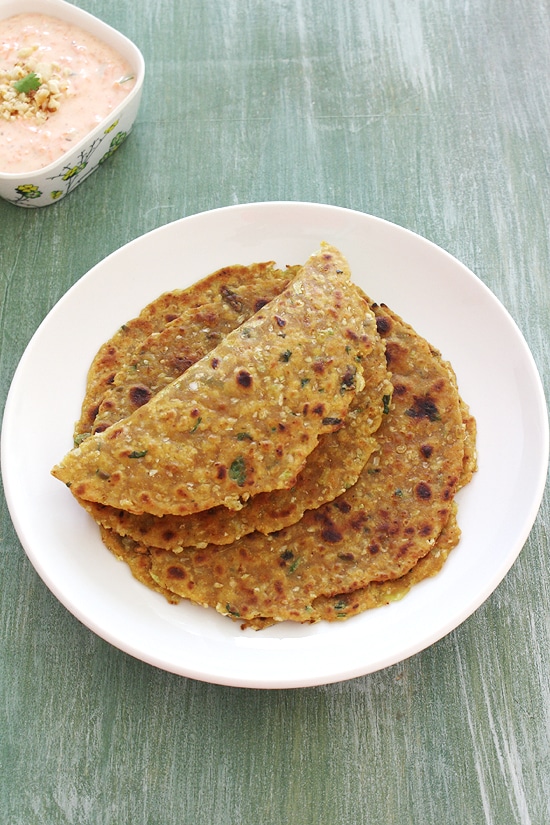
left=0, top=0, right=145, bottom=179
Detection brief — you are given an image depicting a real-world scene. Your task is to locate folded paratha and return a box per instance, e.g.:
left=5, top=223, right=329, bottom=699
left=100, top=302, right=474, bottom=626
left=53, top=244, right=377, bottom=516
left=75, top=261, right=296, bottom=440
left=88, top=265, right=299, bottom=436
left=79, top=325, right=392, bottom=549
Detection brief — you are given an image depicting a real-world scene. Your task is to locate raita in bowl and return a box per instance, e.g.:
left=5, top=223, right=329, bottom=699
left=0, top=0, right=144, bottom=207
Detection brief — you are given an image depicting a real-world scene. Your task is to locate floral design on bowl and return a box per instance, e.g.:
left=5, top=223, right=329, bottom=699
left=10, top=121, right=130, bottom=206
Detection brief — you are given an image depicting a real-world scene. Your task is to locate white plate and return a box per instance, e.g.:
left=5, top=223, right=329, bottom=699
left=2, top=202, right=548, bottom=688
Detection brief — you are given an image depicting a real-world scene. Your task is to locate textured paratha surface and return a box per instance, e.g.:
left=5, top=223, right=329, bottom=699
left=57, top=247, right=477, bottom=629
left=99, top=498, right=462, bottom=627
left=307, top=401, right=477, bottom=624
left=80, top=327, right=392, bottom=549
left=244, top=402, right=476, bottom=629
left=89, top=266, right=298, bottom=435
left=112, top=303, right=470, bottom=624
left=53, top=244, right=377, bottom=516
left=75, top=262, right=295, bottom=440
left=244, top=504, right=462, bottom=629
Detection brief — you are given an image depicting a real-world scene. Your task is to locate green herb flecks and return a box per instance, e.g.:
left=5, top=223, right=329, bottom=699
left=74, top=432, right=90, bottom=447
left=288, top=556, right=301, bottom=574
left=383, top=394, right=391, bottom=415
left=225, top=604, right=240, bottom=618
left=280, top=349, right=292, bottom=362
left=229, top=456, right=247, bottom=486
left=13, top=72, right=41, bottom=94
left=300, top=377, right=310, bottom=388
left=237, top=432, right=253, bottom=441
left=189, top=417, right=202, bottom=433
left=128, top=449, right=148, bottom=458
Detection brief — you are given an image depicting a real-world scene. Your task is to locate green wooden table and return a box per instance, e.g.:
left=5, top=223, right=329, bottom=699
left=1, top=1, right=549, bottom=822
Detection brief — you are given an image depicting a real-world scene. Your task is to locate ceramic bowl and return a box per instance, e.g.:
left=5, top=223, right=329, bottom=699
left=0, top=0, right=144, bottom=207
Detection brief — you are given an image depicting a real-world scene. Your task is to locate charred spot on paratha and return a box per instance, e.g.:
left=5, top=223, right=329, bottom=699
left=128, top=385, right=153, bottom=407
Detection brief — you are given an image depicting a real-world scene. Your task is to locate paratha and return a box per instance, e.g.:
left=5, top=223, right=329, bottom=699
left=243, top=504, right=462, bottom=629
left=74, top=261, right=295, bottom=440
left=105, top=302, right=473, bottom=625
left=306, top=403, right=477, bottom=623
left=53, top=244, right=377, bottom=516
left=98, top=499, right=463, bottom=628
left=241, top=401, right=477, bottom=629
left=79, top=327, right=392, bottom=549
left=88, top=266, right=299, bottom=436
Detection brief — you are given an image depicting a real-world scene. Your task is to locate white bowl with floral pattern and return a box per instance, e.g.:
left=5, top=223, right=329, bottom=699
left=0, top=0, right=144, bottom=207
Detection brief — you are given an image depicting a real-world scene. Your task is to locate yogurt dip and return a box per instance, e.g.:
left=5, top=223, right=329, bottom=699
left=0, top=13, right=136, bottom=173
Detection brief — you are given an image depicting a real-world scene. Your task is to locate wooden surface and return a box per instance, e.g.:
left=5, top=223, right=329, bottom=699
left=1, top=1, right=549, bottom=822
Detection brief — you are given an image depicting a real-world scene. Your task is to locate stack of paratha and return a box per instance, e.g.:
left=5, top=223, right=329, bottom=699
left=52, top=243, right=476, bottom=628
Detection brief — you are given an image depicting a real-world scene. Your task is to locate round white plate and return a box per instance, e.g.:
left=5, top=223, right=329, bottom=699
left=2, top=202, right=548, bottom=688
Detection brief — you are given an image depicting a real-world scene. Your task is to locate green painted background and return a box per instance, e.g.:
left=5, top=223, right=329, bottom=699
left=1, top=2, right=549, bottom=822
